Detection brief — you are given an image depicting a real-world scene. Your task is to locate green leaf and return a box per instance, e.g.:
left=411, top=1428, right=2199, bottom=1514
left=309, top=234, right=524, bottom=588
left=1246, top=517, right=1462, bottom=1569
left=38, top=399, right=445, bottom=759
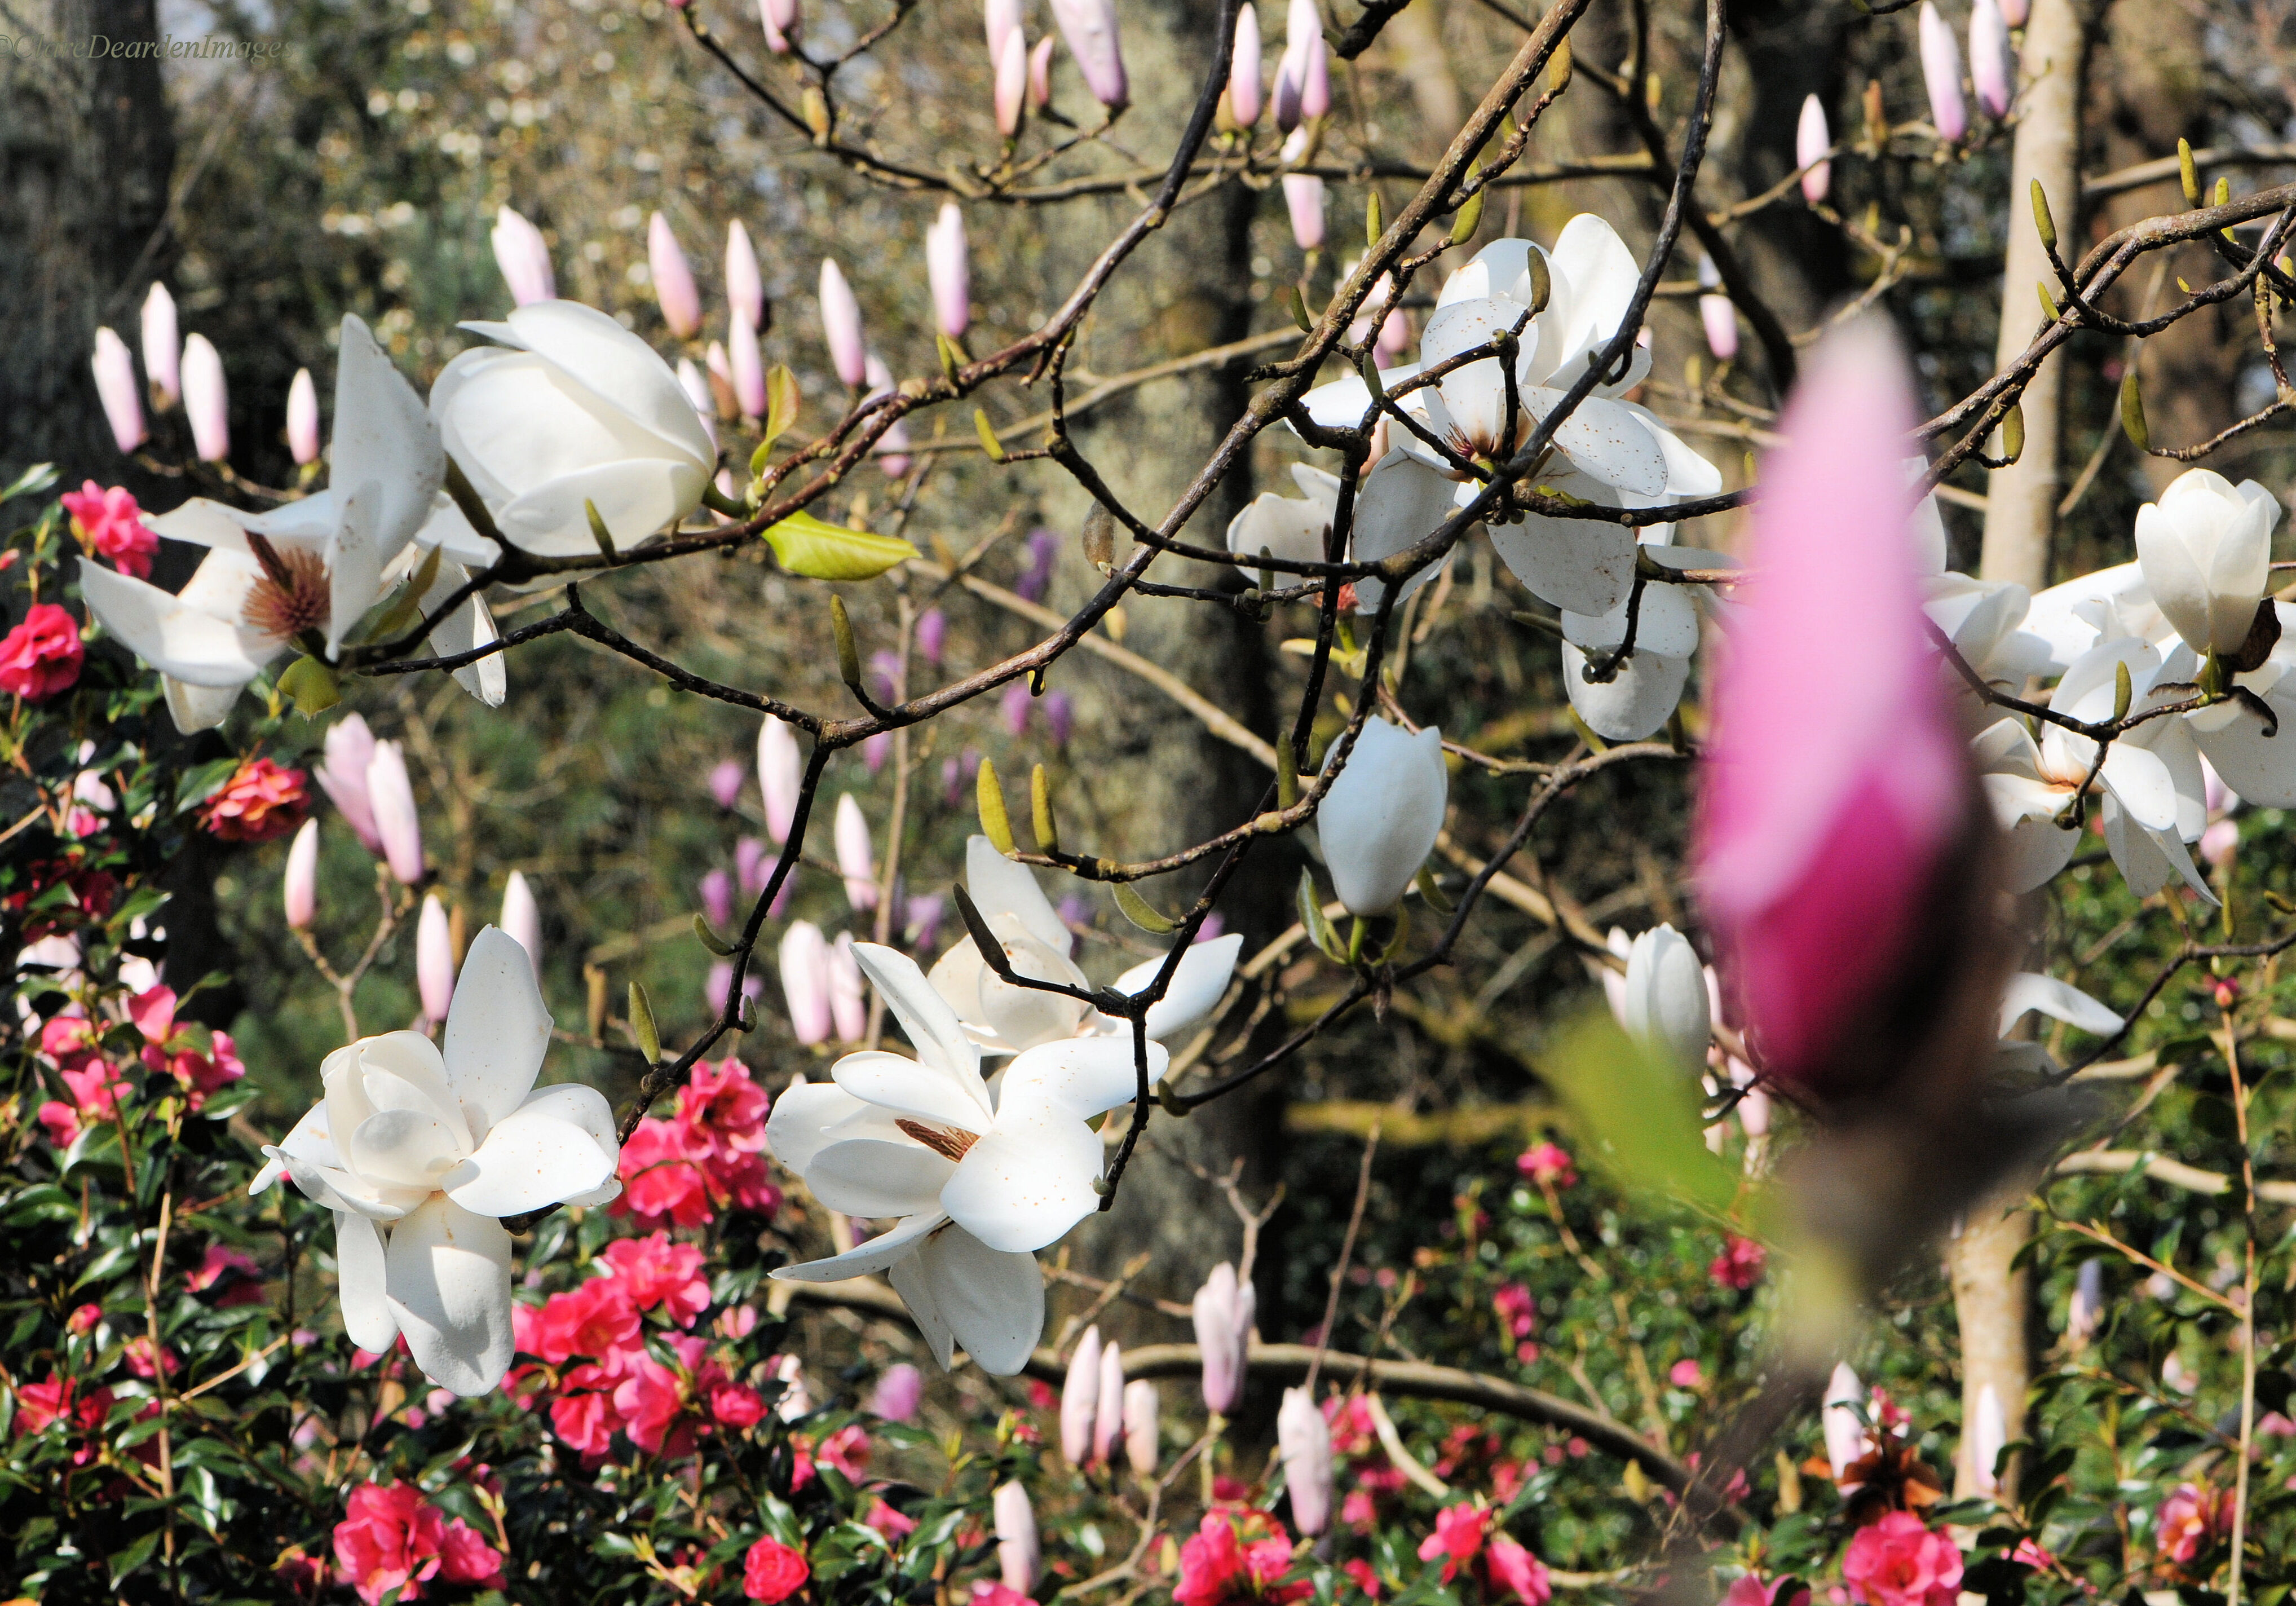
left=761, top=510, right=919, bottom=581
left=1297, top=870, right=1348, bottom=963
left=1537, top=1007, right=1738, bottom=1215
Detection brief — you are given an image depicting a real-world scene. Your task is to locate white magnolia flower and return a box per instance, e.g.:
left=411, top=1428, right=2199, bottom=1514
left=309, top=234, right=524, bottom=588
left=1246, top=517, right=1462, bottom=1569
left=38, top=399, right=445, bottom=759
left=2134, top=469, right=2281, bottom=659
left=931, top=836, right=1094, bottom=1055
left=1993, top=970, right=2122, bottom=1077
left=1297, top=217, right=1721, bottom=618
left=1225, top=452, right=1461, bottom=624
left=1316, top=716, right=1447, bottom=917
left=427, top=300, right=717, bottom=563
left=767, top=942, right=1169, bottom=1374
left=1558, top=530, right=1719, bottom=740
left=248, top=928, right=621, bottom=1395
left=1091, top=934, right=1245, bottom=1044
left=1973, top=637, right=2212, bottom=901
left=78, top=315, right=501, bottom=732
left=1227, top=464, right=1340, bottom=568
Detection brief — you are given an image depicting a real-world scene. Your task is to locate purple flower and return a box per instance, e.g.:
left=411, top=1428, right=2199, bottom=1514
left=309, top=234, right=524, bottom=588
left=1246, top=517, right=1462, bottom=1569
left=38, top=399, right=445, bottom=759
left=1017, top=527, right=1060, bottom=602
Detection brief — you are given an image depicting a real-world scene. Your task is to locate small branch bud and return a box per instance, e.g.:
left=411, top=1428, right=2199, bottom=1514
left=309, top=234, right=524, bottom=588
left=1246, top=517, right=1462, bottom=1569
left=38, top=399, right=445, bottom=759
left=2179, top=138, right=2201, bottom=206
left=2000, top=403, right=2025, bottom=464
left=1031, top=762, right=1060, bottom=854
left=586, top=498, right=617, bottom=558
left=1449, top=162, right=1485, bottom=245
left=2112, top=658, right=2132, bottom=722
left=2029, top=179, right=2056, bottom=252
left=2037, top=281, right=2060, bottom=321
left=628, top=980, right=661, bottom=1064
left=2120, top=367, right=2151, bottom=451
left=1365, top=189, right=1383, bottom=248
left=585, top=964, right=609, bottom=1043
left=1081, top=504, right=1117, bottom=570
left=1549, top=36, right=1571, bottom=91
left=974, top=408, right=1008, bottom=462
left=1277, top=740, right=1299, bottom=810
left=829, top=593, right=863, bottom=692
left=977, top=756, right=1016, bottom=854
left=801, top=85, right=831, bottom=141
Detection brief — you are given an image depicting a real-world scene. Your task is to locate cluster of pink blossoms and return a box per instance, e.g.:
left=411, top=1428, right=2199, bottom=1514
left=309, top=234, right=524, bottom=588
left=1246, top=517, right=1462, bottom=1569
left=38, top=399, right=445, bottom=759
left=1840, top=1512, right=1963, bottom=1606
left=1173, top=1507, right=1309, bottom=1606
left=35, top=985, right=245, bottom=1148
left=1416, top=1502, right=1551, bottom=1606
left=613, top=1056, right=781, bottom=1228
left=509, top=1230, right=767, bottom=1459
left=328, top=1481, right=504, bottom=1606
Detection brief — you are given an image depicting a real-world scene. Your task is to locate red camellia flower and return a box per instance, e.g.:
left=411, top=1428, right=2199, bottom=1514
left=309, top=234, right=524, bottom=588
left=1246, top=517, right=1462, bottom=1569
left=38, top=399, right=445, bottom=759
left=600, top=1231, right=712, bottom=1326
left=331, top=1482, right=502, bottom=1606
left=1841, top=1512, right=1963, bottom=1606
left=614, top=1057, right=781, bottom=1229
left=200, top=757, right=310, bottom=842
left=1174, top=1511, right=1306, bottom=1606
left=743, top=1537, right=810, bottom=1604
left=2156, top=1483, right=2231, bottom=1565
left=1416, top=1502, right=1550, bottom=1605
left=61, top=482, right=158, bottom=579
left=1709, top=1236, right=1768, bottom=1291
left=1515, top=1142, right=1576, bottom=1188
left=0, top=603, right=85, bottom=700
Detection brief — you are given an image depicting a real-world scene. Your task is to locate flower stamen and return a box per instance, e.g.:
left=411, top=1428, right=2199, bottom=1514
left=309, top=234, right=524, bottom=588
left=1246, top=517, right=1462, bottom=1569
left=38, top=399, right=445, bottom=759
left=895, top=1119, right=979, bottom=1162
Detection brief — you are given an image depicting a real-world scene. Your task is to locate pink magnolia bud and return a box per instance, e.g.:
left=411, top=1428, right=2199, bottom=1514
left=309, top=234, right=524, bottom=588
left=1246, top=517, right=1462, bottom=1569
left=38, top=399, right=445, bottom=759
left=906, top=892, right=946, bottom=950
left=863, top=730, right=893, bottom=775
left=1376, top=306, right=1411, bottom=367
left=731, top=306, right=767, bottom=421
left=917, top=608, right=947, bottom=666
left=1044, top=690, right=1074, bottom=748
left=871, top=1362, right=924, bottom=1422
left=2201, top=818, right=2239, bottom=867
left=1970, top=1382, right=2006, bottom=1493
left=91, top=328, right=146, bottom=453
left=984, top=0, right=1022, bottom=58
left=1282, top=173, right=1325, bottom=252
left=649, top=213, right=703, bottom=340
left=1230, top=3, right=1263, bottom=127
left=1028, top=34, right=1056, bottom=108
left=365, top=738, right=426, bottom=886
left=1822, top=1363, right=1865, bottom=1478
left=701, top=867, right=735, bottom=930
left=1276, top=1387, right=1334, bottom=1535
left=1123, top=1380, right=1160, bottom=1475
left=491, top=206, right=557, bottom=305
left=727, top=219, right=765, bottom=331
left=835, top=793, right=878, bottom=911
left=180, top=334, right=229, bottom=463
left=994, top=1481, right=1040, bottom=1591
left=1274, top=0, right=1326, bottom=130
left=1000, top=681, right=1031, bottom=736
left=416, top=893, right=455, bottom=1023
left=864, top=354, right=912, bottom=476
left=1694, top=318, right=1967, bottom=1091
left=1049, top=0, right=1127, bottom=109
left=704, top=343, right=739, bottom=420
left=1060, top=1326, right=1102, bottom=1466
left=1797, top=95, right=1832, bottom=205
left=1700, top=294, right=1739, bottom=361
left=779, top=921, right=834, bottom=1044
left=286, top=368, right=321, bottom=465
left=1968, top=0, right=2013, bottom=117
left=1999, top=0, right=2028, bottom=23
left=829, top=932, right=867, bottom=1042
left=1192, top=1261, right=1255, bottom=1414
left=758, top=717, right=803, bottom=843
left=284, top=818, right=319, bottom=929
left=1918, top=2, right=1967, bottom=144
left=759, top=0, right=799, bottom=51
left=317, top=713, right=382, bottom=852
left=710, top=758, right=745, bottom=810
left=819, top=258, right=868, bottom=388
left=994, top=27, right=1030, bottom=136
left=927, top=204, right=971, bottom=340
left=501, top=871, right=542, bottom=977
left=1092, top=1339, right=1125, bottom=1466
left=140, top=283, right=180, bottom=409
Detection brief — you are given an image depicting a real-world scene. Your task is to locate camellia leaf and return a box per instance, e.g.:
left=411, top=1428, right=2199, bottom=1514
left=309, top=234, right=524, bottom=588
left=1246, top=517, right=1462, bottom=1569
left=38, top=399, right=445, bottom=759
left=761, top=510, right=919, bottom=581
left=1538, top=1006, right=1738, bottom=1215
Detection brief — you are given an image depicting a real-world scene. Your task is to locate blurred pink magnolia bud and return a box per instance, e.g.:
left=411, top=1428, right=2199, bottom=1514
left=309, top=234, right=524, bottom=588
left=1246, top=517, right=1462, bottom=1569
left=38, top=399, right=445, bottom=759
left=772, top=1353, right=812, bottom=1419
left=1230, top=3, right=1263, bottom=126
left=1970, top=1382, right=2006, bottom=1493
left=1968, top=0, right=2012, bottom=117
left=1918, top=2, right=1967, bottom=143
left=731, top=306, right=768, bottom=420
left=984, top=0, right=1022, bottom=56
left=906, top=892, right=946, bottom=950
left=1694, top=317, right=1967, bottom=1092
left=836, top=793, right=878, bottom=911
left=927, top=204, right=971, bottom=340
left=1822, top=1363, right=1865, bottom=1478
left=871, top=1363, right=924, bottom=1421
left=180, top=333, right=229, bottom=462
left=1000, top=681, right=1031, bottom=736
left=829, top=932, right=868, bottom=1042
left=416, top=893, right=455, bottom=1023
left=1376, top=306, right=1411, bottom=367
left=759, top=0, right=798, bottom=54
left=491, top=206, right=557, bottom=306
left=1028, top=34, right=1056, bottom=108
left=649, top=213, right=703, bottom=339
left=1797, top=95, right=1832, bottom=204
left=701, top=867, right=735, bottom=930
left=285, top=368, right=321, bottom=465
left=994, top=27, right=1030, bottom=136
left=1999, top=0, right=2028, bottom=24
left=91, top=328, right=147, bottom=453
left=727, top=219, right=765, bottom=330
left=995, top=1480, right=1040, bottom=1591
left=758, top=717, right=802, bottom=843
left=1193, top=1261, right=1255, bottom=1414
left=2202, top=755, right=2238, bottom=817
left=704, top=343, right=739, bottom=420
left=1049, top=0, right=1127, bottom=109
left=1123, top=1380, right=1160, bottom=1476
left=863, top=354, right=912, bottom=476
left=698, top=759, right=738, bottom=811
left=285, top=819, right=320, bottom=930
left=737, top=836, right=770, bottom=895
left=1276, top=1387, right=1334, bottom=1536
left=140, top=283, right=180, bottom=409
left=779, top=922, right=834, bottom=1044
left=366, top=739, right=426, bottom=885
left=1044, top=689, right=1074, bottom=748
left=917, top=608, right=947, bottom=666
left=819, top=259, right=868, bottom=388
left=1092, top=1339, right=1125, bottom=1466
left=1282, top=174, right=1325, bottom=252
left=2201, top=818, right=2239, bottom=867
left=1699, top=295, right=1739, bottom=360
left=317, top=714, right=382, bottom=851
left=1060, top=1326, right=1102, bottom=1466
left=501, top=871, right=542, bottom=977
left=1273, top=0, right=1326, bottom=130
left=863, top=730, right=893, bottom=775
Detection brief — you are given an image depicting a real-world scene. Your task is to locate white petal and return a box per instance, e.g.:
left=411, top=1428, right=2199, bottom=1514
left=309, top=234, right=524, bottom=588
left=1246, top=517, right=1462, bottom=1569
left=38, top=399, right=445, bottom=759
left=1618, top=401, right=1724, bottom=496
left=763, top=1080, right=874, bottom=1175
left=2099, top=743, right=2178, bottom=832
left=1316, top=718, right=1449, bottom=917
left=1998, top=973, right=2122, bottom=1038
left=497, top=300, right=718, bottom=466
left=442, top=1084, right=618, bottom=1216
left=1486, top=508, right=1639, bottom=617
left=443, top=926, right=553, bottom=1137
left=1526, top=391, right=1667, bottom=498
left=1351, top=450, right=1459, bottom=616
left=770, top=1209, right=949, bottom=1283
left=1227, top=491, right=1331, bottom=568
left=832, top=1049, right=994, bottom=1132
left=942, top=1043, right=1164, bottom=1256
left=1001, top=1035, right=1170, bottom=1120
left=420, top=555, right=506, bottom=707
left=383, top=1194, right=516, bottom=1397
left=1561, top=581, right=1699, bottom=659
left=851, top=943, right=991, bottom=1097
left=2192, top=700, right=2296, bottom=807
left=965, top=836, right=1071, bottom=954
left=250, top=1100, right=339, bottom=1194
left=806, top=1137, right=959, bottom=1217
left=335, top=1210, right=400, bottom=1352
left=77, top=558, right=272, bottom=688
left=347, top=1108, right=469, bottom=1190
left=330, top=313, right=446, bottom=558
left=162, top=677, right=243, bottom=733
left=1562, top=643, right=1690, bottom=742
left=1107, top=933, right=1244, bottom=1041
left=900, top=1224, right=1045, bottom=1376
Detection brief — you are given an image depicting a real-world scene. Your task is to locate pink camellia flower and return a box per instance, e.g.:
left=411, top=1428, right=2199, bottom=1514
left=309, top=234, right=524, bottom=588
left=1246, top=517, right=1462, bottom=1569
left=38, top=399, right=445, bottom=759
left=125, top=1335, right=181, bottom=1379
left=332, top=1483, right=445, bottom=1605
left=91, top=327, right=147, bottom=453
left=66, top=1303, right=104, bottom=1335
left=1917, top=3, right=1968, bottom=143
left=61, top=483, right=158, bottom=579
left=1, top=603, right=85, bottom=700
left=1175, top=1512, right=1305, bottom=1606
left=1725, top=1578, right=1812, bottom=1606
left=188, top=1242, right=266, bottom=1305
left=872, top=1361, right=925, bottom=1421
left=1670, top=1358, right=1705, bottom=1388
left=819, top=259, right=868, bottom=389
left=864, top=1498, right=919, bottom=1541
left=649, top=213, right=703, bottom=340
left=1842, top=1512, right=1963, bottom=1606
left=550, top=1388, right=621, bottom=1457
left=744, top=1537, right=811, bottom=1603
left=1419, top=1503, right=1490, bottom=1583
left=528, top=1277, right=643, bottom=1368
left=1693, top=319, right=1969, bottom=1093
left=199, top=757, right=308, bottom=843
left=2156, top=1483, right=2231, bottom=1565
left=1710, top=1236, right=1767, bottom=1290
left=1515, top=1141, right=1577, bottom=1187
left=601, top=1232, right=712, bottom=1326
